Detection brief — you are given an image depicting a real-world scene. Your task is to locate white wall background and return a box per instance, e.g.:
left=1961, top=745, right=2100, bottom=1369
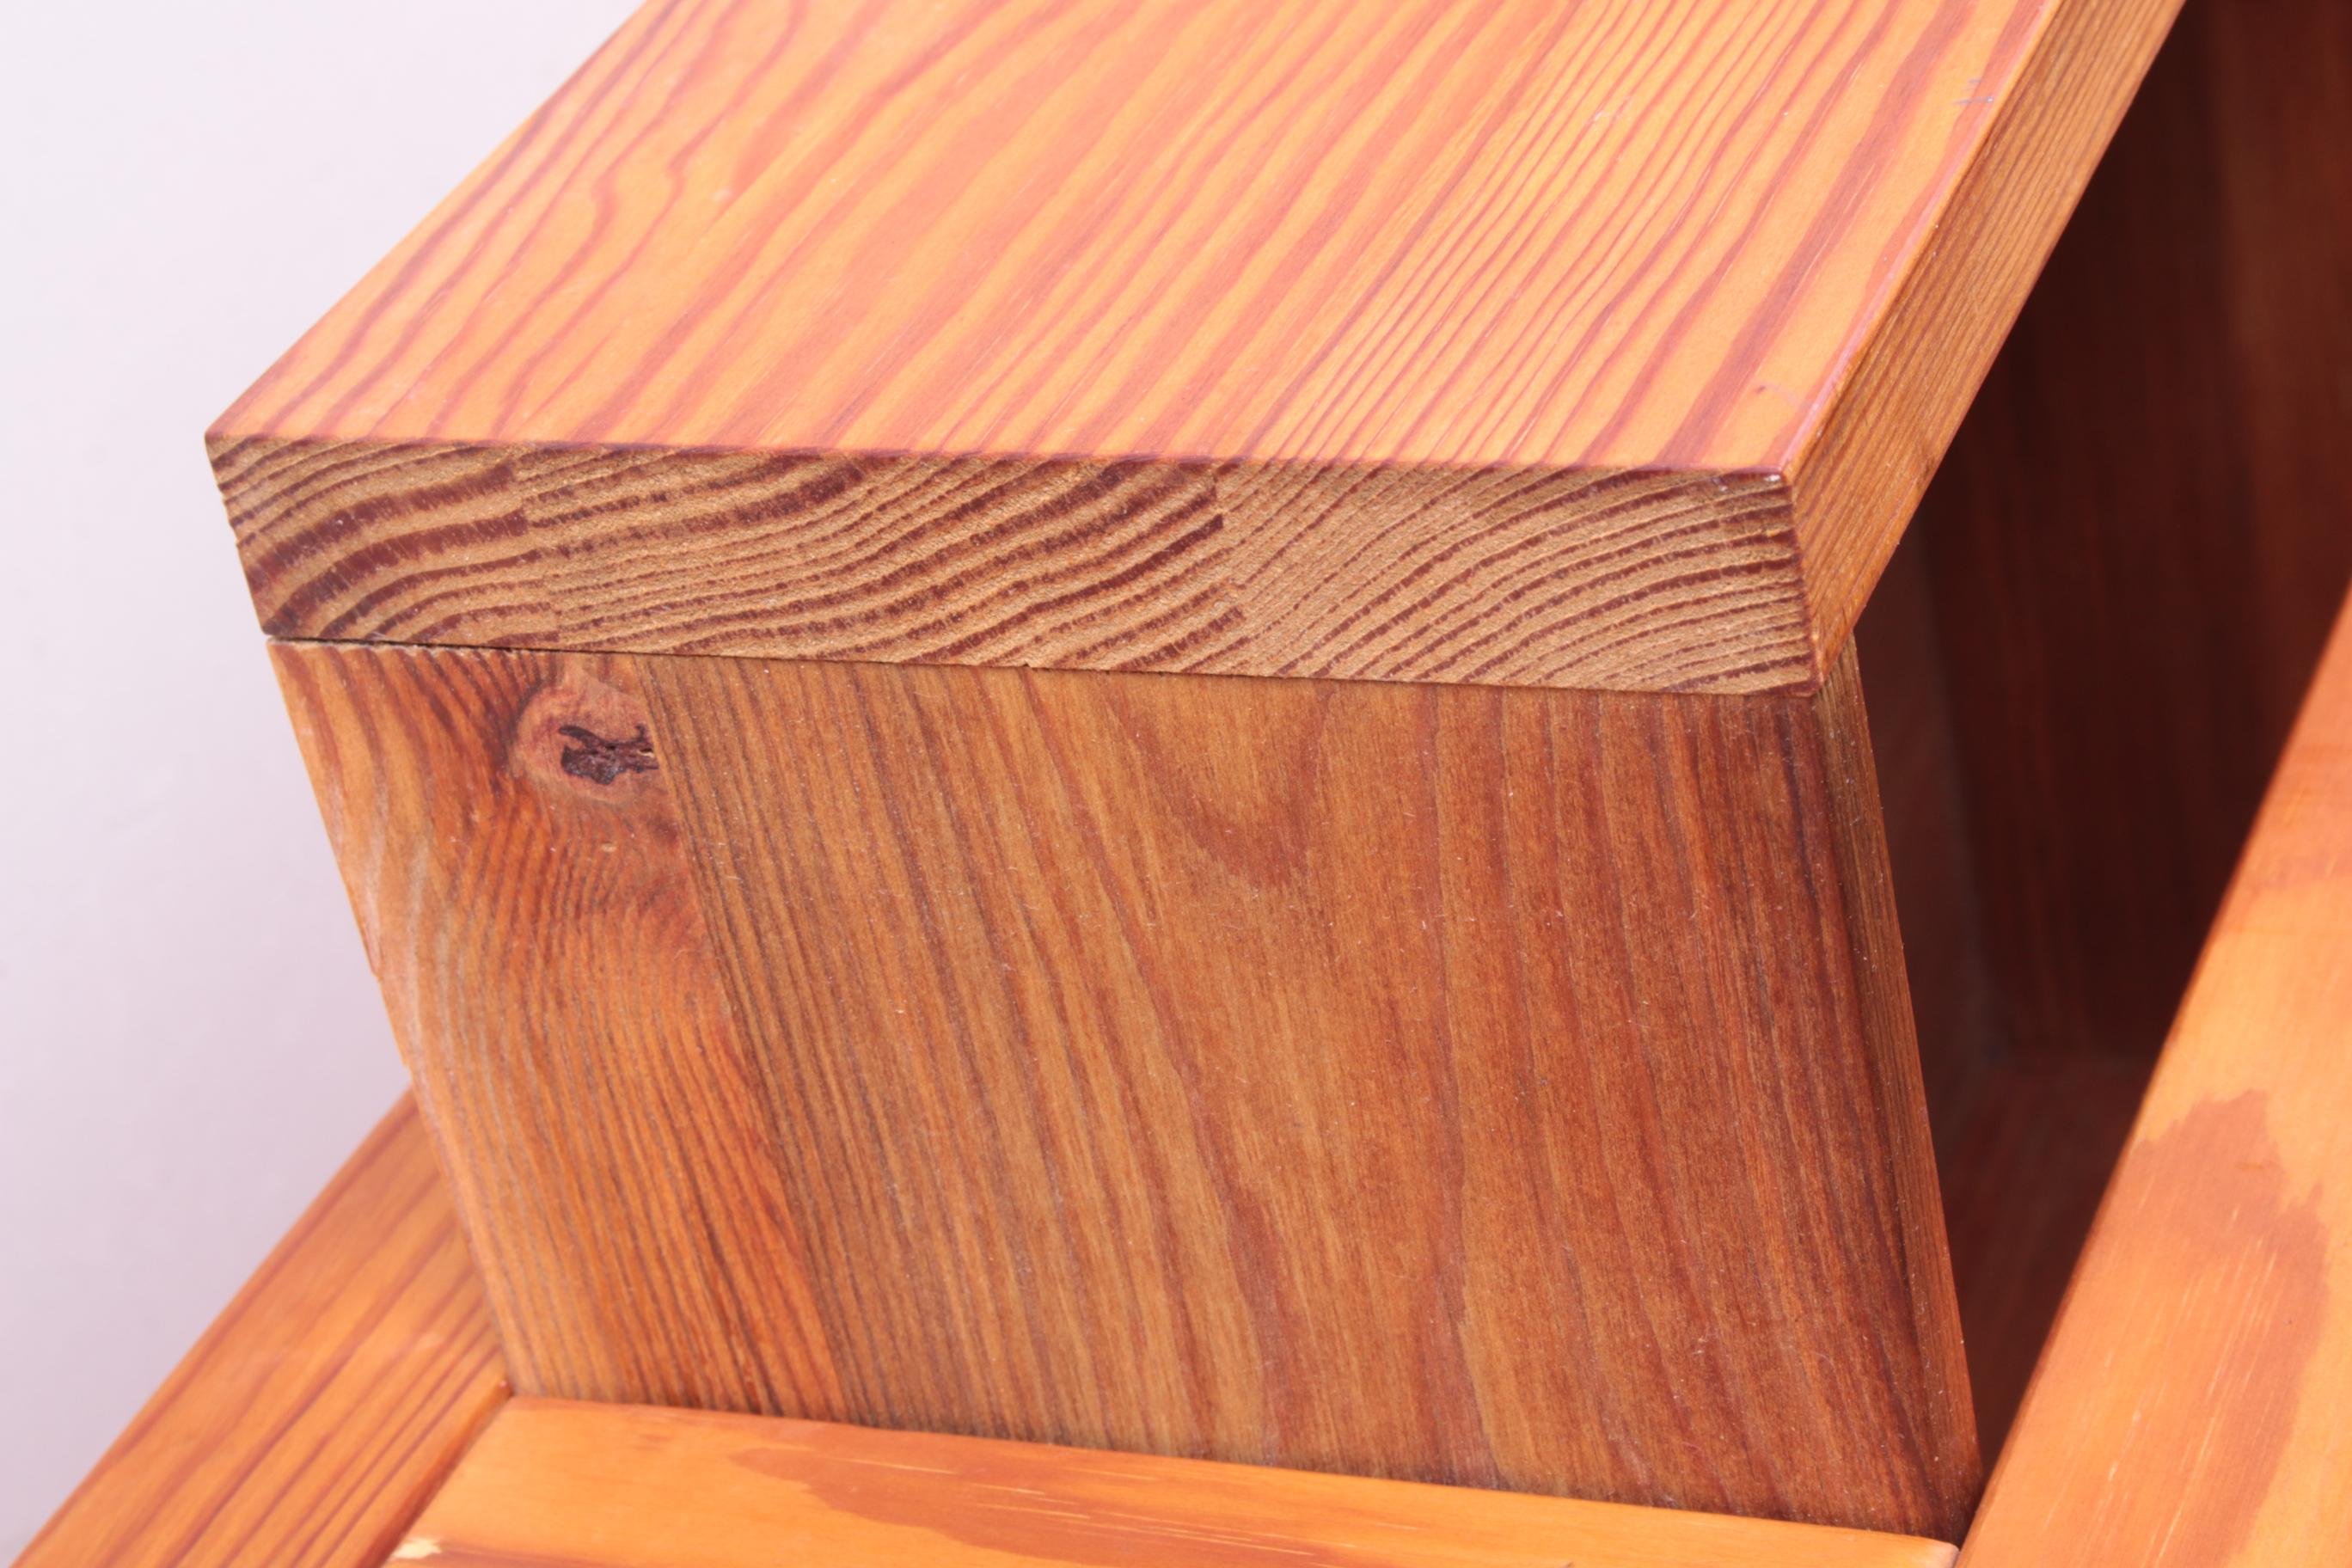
left=0, top=2, right=638, bottom=1552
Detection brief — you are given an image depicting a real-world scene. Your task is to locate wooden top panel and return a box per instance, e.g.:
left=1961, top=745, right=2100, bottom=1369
left=228, top=0, right=2031, bottom=471
left=401, top=1399, right=1961, bottom=1568
left=213, top=0, right=2178, bottom=689
left=15, top=1098, right=507, bottom=1568
left=1961, top=595, right=2352, bottom=1565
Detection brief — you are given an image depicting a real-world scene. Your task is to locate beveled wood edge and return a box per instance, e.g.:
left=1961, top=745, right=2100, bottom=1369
left=399, top=1397, right=1963, bottom=1568
left=1788, top=0, right=2184, bottom=671
left=11, top=1098, right=508, bottom=1568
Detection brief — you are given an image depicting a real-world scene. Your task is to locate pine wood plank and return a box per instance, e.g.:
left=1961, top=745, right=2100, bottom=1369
left=13, top=1099, right=506, bottom=1568
left=211, top=0, right=2179, bottom=695
left=394, top=1398, right=1962, bottom=1568
left=1959, top=595, right=2352, bottom=1565
left=268, top=638, right=1977, bottom=1538
left=262, top=648, right=848, bottom=1418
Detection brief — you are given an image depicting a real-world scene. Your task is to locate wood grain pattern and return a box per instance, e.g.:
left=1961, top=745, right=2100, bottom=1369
left=270, top=638, right=1977, bottom=1538
left=211, top=0, right=2179, bottom=694
left=13, top=1099, right=506, bottom=1568
left=1904, top=0, right=2352, bottom=1065
left=266, top=646, right=847, bottom=1417
left=397, top=1398, right=1962, bottom=1568
left=1839, top=0, right=2352, bottom=1471
left=1960, top=594, right=2352, bottom=1565
left=1855, top=536, right=2155, bottom=1462
left=1853, top=526, right=2001, bottom=1134
left=1785, top=0, right=2183, bottom=661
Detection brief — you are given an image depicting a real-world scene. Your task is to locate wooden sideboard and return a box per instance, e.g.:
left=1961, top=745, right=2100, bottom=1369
left=21, top=0, right=2352, bottom=1561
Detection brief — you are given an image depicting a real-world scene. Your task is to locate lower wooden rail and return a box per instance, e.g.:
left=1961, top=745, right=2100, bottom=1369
left=1961, top=597, right=2352, bottom=1565
left=11, top=1098, right=1955, bottom=1568
left=395, top=1398, right=1957, bottom=1568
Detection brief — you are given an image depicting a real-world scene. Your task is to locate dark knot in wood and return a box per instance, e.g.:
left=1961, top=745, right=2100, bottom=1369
left=558, top=724, right=658, bottom=785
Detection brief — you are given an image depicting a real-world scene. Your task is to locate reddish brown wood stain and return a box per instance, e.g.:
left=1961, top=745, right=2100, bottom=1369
left=207, top=0, right=2182, bottom=692
left=2081, top=1094, right=2328, bottom=1561
left=1967, top=1093, right=2337, bottom=1566
left=1966, top=596, right=2352, bottom=1565
left=271, top=638, right=1977, bottom=1537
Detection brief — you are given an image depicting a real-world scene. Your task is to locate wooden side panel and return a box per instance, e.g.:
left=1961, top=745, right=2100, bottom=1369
left=267, top=646, right=847, bottom=1416
left=270, top=639, right=1975, bottom=1538
left=1787, top=0, right=2182, bottom=664
left=1907, top=0, right=2352, bottom=1065
left=1853, top=0, right=2349, bottom=1461
left=13, top=1099, right=505, bottom=1568
left=1961, top=597, right=2352, bottom=1565
left=399, top=1398, right=1962, bottom=1568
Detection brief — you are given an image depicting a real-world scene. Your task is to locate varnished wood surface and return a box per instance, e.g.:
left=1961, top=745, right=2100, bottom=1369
left=1845, top=0, right=2351, bottom=1470
left=268, top=649, right=847, bottom=1420
left=1960, top=596, right=2352, bottom=1565
left=399, top=1399, right=1962, bottom=1568
left=213, top=0, right=2178, bottom=694
left=1857, top=536, right=2155, bottom=1461
left=1933, top=1050, right=2148, bottom=1458
left=1906, top=0, right=2352, bottom=1066
left=272, top=638, right=1976, bottom=1537
left=13, top=1099, right=506, bottom=1568
left=1853, top=527, right=2001, bottom=1132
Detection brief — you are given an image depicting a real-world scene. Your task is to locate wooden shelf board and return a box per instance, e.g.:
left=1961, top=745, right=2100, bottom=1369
left=397, top=1398, right=1962, bottom=1568
left=211, top=0, right=2181, bottom=693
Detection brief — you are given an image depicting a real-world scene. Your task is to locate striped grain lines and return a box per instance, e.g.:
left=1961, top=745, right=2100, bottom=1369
left=202, top=0, right=2158, bottom=692
left=217, top=434, right=1810, bottom=689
